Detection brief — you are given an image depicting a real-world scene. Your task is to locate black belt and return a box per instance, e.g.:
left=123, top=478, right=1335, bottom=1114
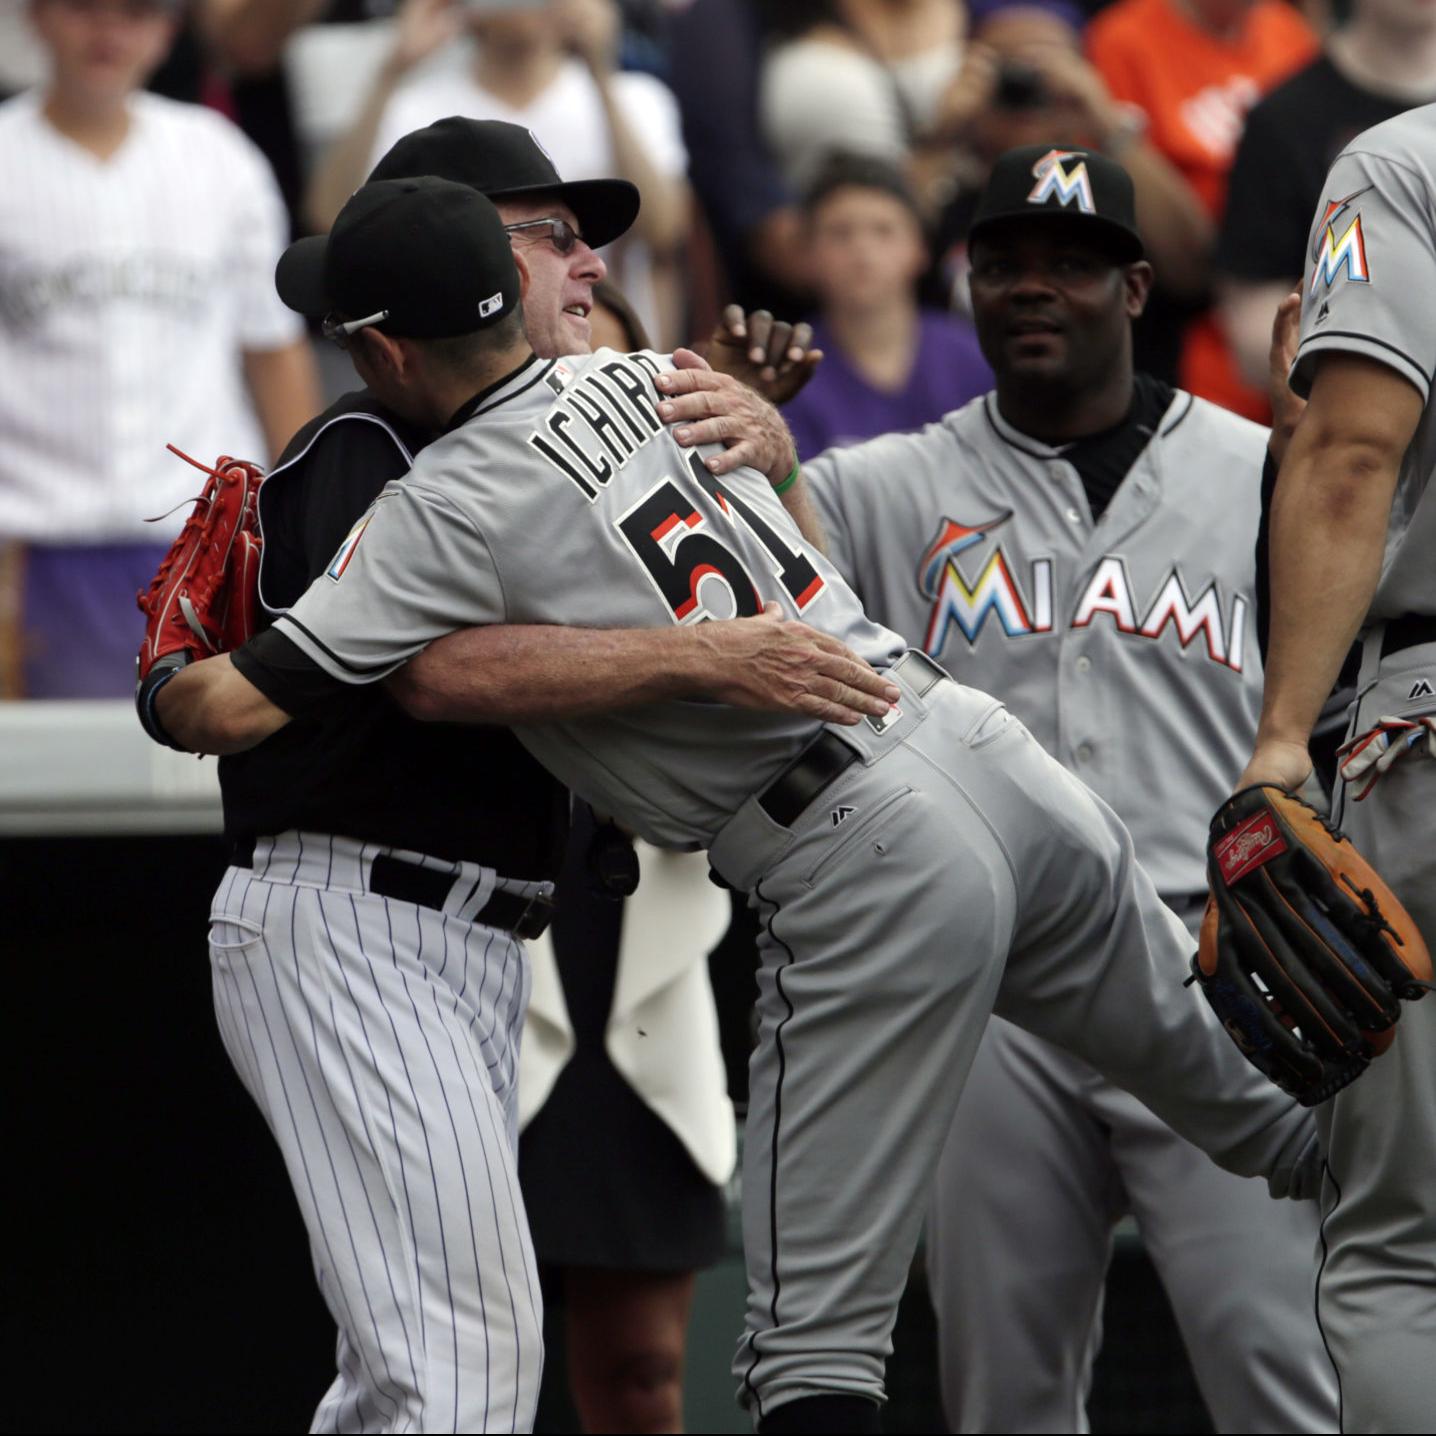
left=230, top=837, right=555, bottom=940
left=757, top=650, right=948, bottom=828
left=1380, top=614, right=1436, bottom=660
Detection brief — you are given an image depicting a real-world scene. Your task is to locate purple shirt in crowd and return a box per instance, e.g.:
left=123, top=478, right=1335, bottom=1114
left=784, top=311, right=993, bottom=462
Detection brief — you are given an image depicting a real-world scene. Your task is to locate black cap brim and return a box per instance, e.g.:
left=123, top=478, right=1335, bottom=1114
left=968, top=208, right=1144, bottom=264
left=487, top=176, right=640, bottom=250
left=275, top=234, right=332, bottom=317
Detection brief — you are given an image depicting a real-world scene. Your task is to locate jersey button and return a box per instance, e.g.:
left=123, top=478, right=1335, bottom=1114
left=1075, top=655, right=1092, bottom=674
left=1076, top=742, right=1094, bottom=762
left=1066, top=507, right=1083, bottom=524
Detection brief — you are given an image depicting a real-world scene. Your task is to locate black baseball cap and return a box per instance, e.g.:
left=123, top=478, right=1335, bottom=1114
left=369, top=117, right=640, bottom=250
left=969, top=145, right=1144, bottom=262
left=276, top=177, right=521, bottom=339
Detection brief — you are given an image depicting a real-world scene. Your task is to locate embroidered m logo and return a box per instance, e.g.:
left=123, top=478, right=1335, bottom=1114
left=1028, top=150, right=1095, bottom=215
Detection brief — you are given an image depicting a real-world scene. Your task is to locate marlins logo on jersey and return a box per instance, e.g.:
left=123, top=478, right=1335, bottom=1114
left=326, top=510, right=374, bottom=581
left=918, top=511, right=1247, bottom=670
left=1310, top=187, right=1373, bottom=291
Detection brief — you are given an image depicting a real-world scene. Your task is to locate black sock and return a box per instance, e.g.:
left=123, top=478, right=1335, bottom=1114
left=757, top=1394, right=881, bottom=1433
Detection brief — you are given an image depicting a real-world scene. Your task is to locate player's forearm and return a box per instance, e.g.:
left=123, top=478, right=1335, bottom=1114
left=1258, top=386, right=1411, bottom=748
left=156, top=654, right=292, bottom=754
left=592, top=75, right=688, bottom=253
left=243, top=341, right=323, bottom=465
left=305, top=66, right=403, bottom=234
left=1119, top=142, right=1214, bottom=302
left=391, top=623, right=714, bottom=723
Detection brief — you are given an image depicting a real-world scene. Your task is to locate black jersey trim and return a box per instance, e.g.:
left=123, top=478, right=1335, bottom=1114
left=1159, top=391, right=1195, bottom=437
left=256, top=412, right=417, bottom=616
left=277, top=614, right=400, bottom=681
left=1298, top=331, right=1433, bottom=388
left=443, top=354, right=551, bottom=430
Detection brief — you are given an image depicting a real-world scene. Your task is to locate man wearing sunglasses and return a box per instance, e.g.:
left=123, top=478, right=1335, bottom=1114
left=136, top=121, right=887, bottom=1433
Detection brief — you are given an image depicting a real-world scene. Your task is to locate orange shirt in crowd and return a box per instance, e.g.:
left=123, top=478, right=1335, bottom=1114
left=1087, top=0, right=1318, bottom=419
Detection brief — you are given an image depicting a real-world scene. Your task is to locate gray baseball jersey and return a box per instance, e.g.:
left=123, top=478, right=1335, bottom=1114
left=1290, top=104, right=1436, bottom=1435
left=806, top=391, right=1266, bottom=901
left=1293, top=102, right=1435, bottom=621
left=267, top=345, right=1323, bottom=1422
left=806, top=395, right=1337, bottom=1433
left=274, top=349, right=904, bottom=849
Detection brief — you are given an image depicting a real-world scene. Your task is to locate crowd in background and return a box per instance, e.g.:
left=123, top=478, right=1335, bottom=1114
left=1, top=0, right=1435, bottom=698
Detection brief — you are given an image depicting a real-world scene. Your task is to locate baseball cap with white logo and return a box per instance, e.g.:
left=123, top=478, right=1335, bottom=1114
left=968, top=144, right=1145, bottom=262
left=275, top=177, right=521, bottom=339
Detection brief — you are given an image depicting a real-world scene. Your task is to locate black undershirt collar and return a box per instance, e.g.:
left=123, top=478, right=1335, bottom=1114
left=444, top=351, right=547, bottom=431
left=1055, top=373, right=1175, bottom=523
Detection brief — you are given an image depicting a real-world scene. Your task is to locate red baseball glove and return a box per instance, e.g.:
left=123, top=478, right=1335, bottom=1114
left=135, top=447, right=265, bottom=748
left=137, top=446, right=265, bottom=680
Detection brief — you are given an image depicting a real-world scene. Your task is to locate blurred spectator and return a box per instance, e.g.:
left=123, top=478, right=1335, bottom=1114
left=1217, top=0, right=1436, bottom=389
left=307, top=0, right=689, bottom=344
left=0, top=0, right=319, bottom=699
left=668, top=0, right=811, bottom=312
left=928, top=4, right=1214, bottom=321
left=1086, top=0, right=1318, bottom=418
left=758, top=0, right=997, bottom=207
left=783, top=154, right=991, bottom=459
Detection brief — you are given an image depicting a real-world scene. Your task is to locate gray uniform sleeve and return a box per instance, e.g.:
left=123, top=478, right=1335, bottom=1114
left=1293, top=148, right=1436, bottom=402
left=803, top=447, right=864, bottom=593
left=273, top=478, right=506, bottom=684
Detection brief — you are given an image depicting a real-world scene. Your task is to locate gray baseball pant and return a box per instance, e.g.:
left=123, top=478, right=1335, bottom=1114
left=1318, top=635, right=1436, bottom=1434
left=707, top=659, right=1319, bottom=1422
left=925, top=1012, right=1336, bottom=1433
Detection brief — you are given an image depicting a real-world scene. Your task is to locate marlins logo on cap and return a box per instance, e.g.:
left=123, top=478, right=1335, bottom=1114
left=1027, top=149, right=1096, bottom=215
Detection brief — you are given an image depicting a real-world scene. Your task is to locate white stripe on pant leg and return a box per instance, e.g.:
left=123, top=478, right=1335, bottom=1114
left=390, top=899, right=493, bottom=1432
left=307, top=891, right=426, bottom=1405
left=441, top=940, right=544, bottom=1427
left=252, top=884, right=418, bottom=1431
left=228, top=884, right=410, bottom=1424
left=412, top=914, right=538, bottom=1431
left=287, top=885, right=435, bottom=1430
left=350, top=897, right=465, bottom=1424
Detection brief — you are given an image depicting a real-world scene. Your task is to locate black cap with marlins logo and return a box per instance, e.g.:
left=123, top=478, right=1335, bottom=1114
left=370, top=116, right=640, bottom=249
left=969, top=144, right=1145, bottom=263
left=276, top=177, right=522, bottom=340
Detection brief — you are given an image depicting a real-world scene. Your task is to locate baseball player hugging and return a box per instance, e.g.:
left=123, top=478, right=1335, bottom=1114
left=153, top=174, right=1327, bottom=1435
left=801, top=147, right=1337, bottom=1433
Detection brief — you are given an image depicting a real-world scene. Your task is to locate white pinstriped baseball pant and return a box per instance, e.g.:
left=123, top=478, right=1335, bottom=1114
left=208, top=832, right=545, bottom=1433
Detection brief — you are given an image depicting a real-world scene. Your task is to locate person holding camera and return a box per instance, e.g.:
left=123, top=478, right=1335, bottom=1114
left=307, top=0, right=689, bottom=344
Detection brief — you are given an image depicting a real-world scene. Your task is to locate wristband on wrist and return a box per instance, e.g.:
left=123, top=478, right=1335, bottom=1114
left=136, top=659, right=192, bottom=753
left=772, top=461, right=801, bottom=496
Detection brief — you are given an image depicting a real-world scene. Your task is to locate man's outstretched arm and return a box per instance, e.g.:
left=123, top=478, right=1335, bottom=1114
left=151, top=611, right=899, bottom=756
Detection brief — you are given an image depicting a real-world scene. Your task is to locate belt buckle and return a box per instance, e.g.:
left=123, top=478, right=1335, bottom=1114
left=513, top=891, right=557, bottom=941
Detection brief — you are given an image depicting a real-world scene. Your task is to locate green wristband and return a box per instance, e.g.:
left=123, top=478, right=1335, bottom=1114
left=772, top=462, right=801, bottom=497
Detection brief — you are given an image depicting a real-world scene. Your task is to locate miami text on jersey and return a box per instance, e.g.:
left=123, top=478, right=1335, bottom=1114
left=918, top=513, right=1248, bottom=670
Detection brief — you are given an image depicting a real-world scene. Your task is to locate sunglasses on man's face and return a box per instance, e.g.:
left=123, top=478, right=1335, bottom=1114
left=502, top=217, right=586, bottom=256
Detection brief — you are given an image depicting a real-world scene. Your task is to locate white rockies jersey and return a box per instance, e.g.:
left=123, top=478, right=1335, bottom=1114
left=1293, top=103, right=1436, bottom=620
left=274, top=350, right=906, bottom=849
left=0, top=91, right=302, bottom=543
left=807, top=392, right=1267, bottom=899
